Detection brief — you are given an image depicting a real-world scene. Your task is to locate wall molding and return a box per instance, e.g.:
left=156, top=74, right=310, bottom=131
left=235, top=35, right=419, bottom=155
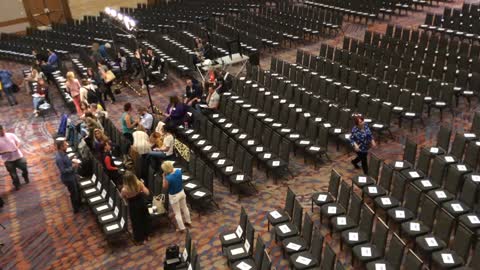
left=0, top=17, right=29, bottom=28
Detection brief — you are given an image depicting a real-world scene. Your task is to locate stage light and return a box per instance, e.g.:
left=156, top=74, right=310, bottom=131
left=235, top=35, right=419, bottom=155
left=117, top=13, right=124, bottom=21
left=104, top=7, right=111, bottom=14
left=110, top=9, right=117, bottom=17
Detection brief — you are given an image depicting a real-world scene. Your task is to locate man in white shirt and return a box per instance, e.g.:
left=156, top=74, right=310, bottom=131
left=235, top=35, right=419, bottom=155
left=206, top=85, right=220, bottom=110
left=138, top=106, right=153, bottom=132
left=0, top=125, right=29, bottom=190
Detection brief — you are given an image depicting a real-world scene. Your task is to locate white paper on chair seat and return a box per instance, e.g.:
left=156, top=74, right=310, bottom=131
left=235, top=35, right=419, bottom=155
left=272, top=161, right=280, bottom=167
left=197, top=140, right=205, bottom=145
left=464, top=133, right=476, bottom=138
left=85, top=188, right=96, bottom=194
left=90, top=196, right=102, bottom=203
left=299, top=140, right=309, bottom=145
left=281, top=129, right=291, bottom=133
left=226, top=166, right=234, bottom=172
left=348, top=232, right=359, bottom=241
left=395, top=161, right=404, bottom=168
left=101, top=214, right=114, bottom=221
left=451, top=203, right=463, bottom=212
left=361, top=247, right=372, bottom=257
left=435, top=191, right=447, bottom=199
left=185, top=183, right=197, bottom=189
left=296, top=256, right=312, bottom=265
left=106, top=224, right=120, bottom=231
left=68, top=153, right=75, bottom=158
left=270, top=210, right=282, bottom=219
left=375, top=263, right=386, bottom=270
left=425, top=237, right=438, bottom=247
left=337, top=217, right=347, bottom=225
left=421, top=180, right=432, bottom=187
left=218, top=119, right=226, bottom=123
left=334, top=128, right=342, bottom=133
left=236, top=261, right=252, bottom=270
left=327, top=206, right=337, bottom=214
left=212, top=114, right=219, bottom=118
left=247, top=140, right=255, bottom=145
left=472, top=175, right=480, bottom=182
left=230, top=247, right=245, bottom=256
left=324, top=123, right=332, bottom=128
left=263, top=153, right=271, bottom=159
left=290, top=134, right=300, bottom=139
left=441, top=253, right=454, bottom=264
left=410, top=222, right=420, bottom=231
left=304, top=113, right=311, bottom=117
left=393, top=106, right=402, bottom=111
left=445, top=156, right=455, bottom=162
left=286, top=242, right=301, bottom=251
left=256, top=147, right=264, bottom=152
left=368, top=186, right=378, bottom=194
left=185, top=130, right=194, bottom=134
left=468, top=215, right=480, bottom=224
left=203, top=146, right=212, bottom=151
left=457, top=165, right=467, bottom=171
left=239, top=134, right=247, bottom=139
left=381, top=197, right=392, bottom=205
left=310, top=146, right=320, bottom=151
left=430, top=147, right=439, bottom=153
left=194, top=191, right=206, bottom=197
left=257, top=113, right=266, bottom=117
left=67, top=147, right=73, bottom=152
left=396, top=210, right=405, bottom=218
left=224, top=233, right=237, bottom=241
left=80, top=180, right=92, bottom=186
left=265, top=118, right=274, bottom=122
left=211, top=153, right=220, bottom=159
left=225, top=123, right=233, bottom=128
left=218, top=159, right=226, bottom=165
left=279, top=224, right=291, bottom=233
left=373, top=124, right=383, bottom=128
left=358, top=176, right=367, bottom=183
left=272, top=123, right=282, bottom=127
left=192, top=134, right=200, bottom=139
left=96, top=205, right=109, bottom=212
left=318, top=194, right=327, bottom=201
left=232, top=129, right=239, bottom=133
left=409, top=171, right=420, bottom=178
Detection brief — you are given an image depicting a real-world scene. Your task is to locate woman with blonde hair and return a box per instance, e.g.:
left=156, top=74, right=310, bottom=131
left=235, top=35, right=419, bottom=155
left=121, top=171, right=150, bottom=244
left=65, top=71, right=82, bottom=114
left=162, top=161, right=191, bottom=232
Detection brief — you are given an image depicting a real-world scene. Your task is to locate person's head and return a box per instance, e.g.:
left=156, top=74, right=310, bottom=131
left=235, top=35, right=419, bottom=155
left=66, top=71, right=75, bottom=81
left=81, top=79, right=90, bottom=86
left=354, top=115, right=365, bottom=128
left=137, top=124, right=145, bottom=133
left=186, top=79, right=192, bottom=87
left=161, top=161, right=174, bottom=174
left=149, top=131, right=162, bottom=144
left=138, top=106, right=146, bottom=115
left=93, top=128, right=102, bottom=140
left=124, top=102, right=132, bottom=112
left=105, top=43, right=111, bottom=49
left=103, top=142, right=112, bottom=152
left=0, top=125, right=4, bottom=137
left=208, top=85, right=215, bottom=94
left=147, top=48, right=153, bottom=56
left=87, top=67, right=94, bottom=76
left=162, top=122, right=174, bottom=135
left=123, top=171, right=141, bottom=192
left=81, top=102, right=89, bottom=112
left=89, top=103, right=98, bottom=112
left=169, top=96, right=179, bottom=105
left=56, top=140, right=68, bottom=152
left=91, top=42, right=99, bottom=51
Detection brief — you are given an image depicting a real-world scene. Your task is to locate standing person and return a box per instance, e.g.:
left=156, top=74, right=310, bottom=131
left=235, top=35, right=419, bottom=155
left=121, top=172, right=150, bottom=244
left=55, top=140, right=81, bottom=213
left=162, top=161, right=191, bottom=232
left=350, top=115, right=376, bottom=174
left=138, top=106, right=153, bottom=132
left=86, top=68, right=106, bottom=110
left=121, top=103, right=138, bottom=144
left=0, top=125, right=29, bottom=190
left=100, top=65, right=116, bottom=104
left=65, top=71, right=82, bottom=115
left=0, top=70, right=18, bottom=106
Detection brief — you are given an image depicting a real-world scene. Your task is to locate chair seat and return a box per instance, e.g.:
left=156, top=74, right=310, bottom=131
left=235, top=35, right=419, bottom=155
left=102, top=219, right=125, bottom=235
left=200, top=144, right=218, bottom=155
left=188, top=187, right=212, bottom=201
left=226, top=243, right=250, bottom=263
left=352, top=244, right=382, bottom=263
left=219, top=165, right=241, bottom=176
left=228, top=173, right=251, bottom=186
left=401, top=169, right=425, bottom=181
left=258, top=152, right=275, bottom=162
left=442, top=200, right=470, bottom=218
left=282, top=236, right=309, bottom=255
left=311, top=192, right=334, bottom=207
left=352, top=175, right=375, bottom=188
left=374, top=196, right=400, bottom=210
left=266, top=159, right=287, bottom=170
left=220, top=231, right=242, bottom=247
left=207, top=151, right=224, bottom=161
left=213, top=158, right=234, bottom=168
left=371, top=122, right=389, bottom=131
left=366, top=260, right=395, bottom=270
left=387, top=207, right=415, bottom=224
left=426, top=146, right=446, bottom=156
left=432, top=249, right=464, bottom=269
left=232, top=259, right=257, bottom=270
left=413, top=178, right=440, bottom=192
left=416, top=234, right=447, bottom=254
left=390, top=160, right=412, bottom=171
left=290, top=251, right=319, bottom=270
left=401, top=220, right=430, bottom=239
left=331, top=215, right=357, bottom=232
left=275, top=223, right=299, bottom=240
left=321, top=203, right=346, bottom=219
left=458, top=213, right=480, bottom=231
left=362, top=185, right=387, bottom=199
left=267, top=209, right=290, bottom=227
left=427, top=189, right=454, bottom=204
left=183, top=180, right=201, bottom=192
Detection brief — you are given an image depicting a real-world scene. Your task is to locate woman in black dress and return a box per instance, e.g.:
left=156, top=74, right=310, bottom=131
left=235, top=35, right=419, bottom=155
left=120, top=171, right=151, bottom=244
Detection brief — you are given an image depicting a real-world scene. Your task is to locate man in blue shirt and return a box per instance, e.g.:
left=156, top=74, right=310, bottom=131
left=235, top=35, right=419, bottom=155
left=0, top=70, right=17, bottom=106
left=55, top=140, right=81, bottom=213
left=47, top=49, right=58, bottom=68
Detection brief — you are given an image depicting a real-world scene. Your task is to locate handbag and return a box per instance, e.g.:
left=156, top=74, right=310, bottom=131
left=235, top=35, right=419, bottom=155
left=152, top=194, right=166, bottom=214
left=104, top=70, right=116, bottom=83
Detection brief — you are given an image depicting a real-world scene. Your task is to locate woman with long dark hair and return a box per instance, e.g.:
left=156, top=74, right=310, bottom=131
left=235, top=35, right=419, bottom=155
left=121, top=171, right=150, bottom=244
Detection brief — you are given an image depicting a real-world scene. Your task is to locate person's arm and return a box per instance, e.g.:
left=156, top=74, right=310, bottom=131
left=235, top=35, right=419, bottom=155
left=56, top=154, right=75, bottom=174
left=141, top=182, right=150, bottom=196
left=350, top=130, right=360, bottom=152
left=124, top=114, right=137, bottom=128
left=104, top=155, right=118, bottom=170
left=12, top=134, right=20, bottom=148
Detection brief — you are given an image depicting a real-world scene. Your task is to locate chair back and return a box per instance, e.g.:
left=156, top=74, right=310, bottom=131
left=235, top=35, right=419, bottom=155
left=284, top=187, right=296, bottom=218
left=359, top=204, right=375, bottom=240
left=450, top=133, right=467, bottom=160
left=368, top=154, right=382, bottom=181
left=419, top=194, right=438, bottom=228
left=372, top=218, right=389, bottom=257
left=451, top=224, right=473, bottom=262
left=385, top=233, right=406, bottom=269
left=328, top=169, right=341, bottom=197
left=460, top=179, right=478, bottom=209
left=320, top=243, right=336, bottom=270
left=416, top=149, right=431, bottom=175
left=403, top=138, right=417, bottom=165
left=260, top=250, right=272, bottom=270
left=378, top=164, right=394, bottom=191
left=434, top=209, right=455, bottom=244
left=253, top=236, right=265, bottom=269
left=337, top=180, right=351, bottom=210
left=402, top=249, right=423, bottom=270
left=302, top=214, right=314, bottom=248
left=310, top=229, right=324, bottom=262
left=348, top=193, right=362, bottom=224
left=463, top=141, right=480, bottom=169
left=404, top=184, right=421, bottom=215
left=437, top=125, right=452, bottom=150
left=430, top=156, right=447, bottom=186
left=293, top=199, right=303, bottom=231
left=444, top=165, right=464, bottom=195
left=391, top=174, right=407, bottom=202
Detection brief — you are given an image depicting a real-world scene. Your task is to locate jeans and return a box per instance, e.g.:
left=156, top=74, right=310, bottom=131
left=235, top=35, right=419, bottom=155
left=5, top=158, right=29, bottom=188
left=63, top=180, right=80, bottom=212
left=3, top=86, right=17, bottom=106
left=169, top=190, right=191, bottom=230
left=33, top=96, right=45, bottom=110
left=147, top=151, right=167, bottom=170
left=352, top=151, right=369, bottom=175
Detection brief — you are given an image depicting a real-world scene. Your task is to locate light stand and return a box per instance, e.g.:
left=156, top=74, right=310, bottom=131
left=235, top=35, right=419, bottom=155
left=103, top=7, right=155, bottom=114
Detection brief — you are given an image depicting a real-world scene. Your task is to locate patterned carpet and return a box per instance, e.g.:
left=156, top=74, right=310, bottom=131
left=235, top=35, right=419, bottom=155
left=0, top=0, right=476, bottom=269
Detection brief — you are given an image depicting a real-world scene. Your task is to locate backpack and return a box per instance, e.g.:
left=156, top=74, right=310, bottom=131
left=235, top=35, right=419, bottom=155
left=86, top=86, right=98, bottom=104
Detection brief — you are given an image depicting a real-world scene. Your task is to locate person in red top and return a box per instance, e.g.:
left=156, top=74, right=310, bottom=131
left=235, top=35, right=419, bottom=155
left=102, top=142, right=121, bottom=185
